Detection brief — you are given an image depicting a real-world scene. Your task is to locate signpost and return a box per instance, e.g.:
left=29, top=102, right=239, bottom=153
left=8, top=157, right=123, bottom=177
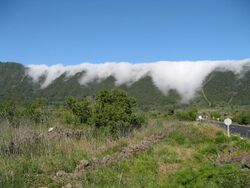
left=224, top=118, right=232, bottom=137
left=198, top=115, right=202, bottom=123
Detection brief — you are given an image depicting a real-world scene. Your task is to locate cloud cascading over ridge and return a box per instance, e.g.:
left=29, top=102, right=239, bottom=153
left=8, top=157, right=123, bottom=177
left=25, top=59, right=250, bottom=102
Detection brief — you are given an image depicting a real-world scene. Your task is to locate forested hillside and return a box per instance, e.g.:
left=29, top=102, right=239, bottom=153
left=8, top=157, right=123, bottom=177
left=1, top=62, right=250, bottom=108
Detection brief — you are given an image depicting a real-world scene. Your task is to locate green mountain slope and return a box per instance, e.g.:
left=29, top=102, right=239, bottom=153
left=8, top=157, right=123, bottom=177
left=0, top=62, right=250, bottom=107
left=0, top=62, right=38, bottom=102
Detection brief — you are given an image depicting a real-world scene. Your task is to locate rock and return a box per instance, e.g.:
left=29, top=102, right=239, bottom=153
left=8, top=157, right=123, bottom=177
left=62, top=183, right=72, bottom=188
left=241, top=156, right=250, bottom=169
left=62, top=184, right=82, bottom=188
left=56, top=170, right=67, bottom=177
left=80, top=159, right=89, bottom=167
left=74, top=159, right=89, bottom=174
left=101, top=155, right=113, bottom=164
left=91, top=157, right=100, bottom=166
left=228, top=147, right=236, bottom=153
left=48, top=127, right=54, bottom=132
left=220, top=144, right=228, bottom=150
left=73, top=184, right=83, bottom=188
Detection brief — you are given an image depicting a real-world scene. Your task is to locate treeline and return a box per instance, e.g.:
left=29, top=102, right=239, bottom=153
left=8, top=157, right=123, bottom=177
left=0, top=100, right=48, bottom=127
left=64, top=88, right=144, bottom=136
left=1, top=88, right=249, bottom=134
left=233, top=111, right=250, bottom=125
left=0, top=88, right=144, bottom=137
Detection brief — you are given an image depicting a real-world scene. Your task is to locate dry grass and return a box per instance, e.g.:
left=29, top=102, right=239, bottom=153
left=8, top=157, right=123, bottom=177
left=158, top=162, right=181, bottom=175
left=1, top=119, right=249, bottom=188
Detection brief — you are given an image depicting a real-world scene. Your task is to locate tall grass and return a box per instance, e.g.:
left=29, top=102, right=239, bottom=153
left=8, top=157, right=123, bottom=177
left=0, top=120, right=249, bottom=187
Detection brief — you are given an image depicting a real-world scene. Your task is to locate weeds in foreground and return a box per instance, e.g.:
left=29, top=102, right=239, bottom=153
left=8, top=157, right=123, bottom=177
left=0, top=121, right=249, bottom=188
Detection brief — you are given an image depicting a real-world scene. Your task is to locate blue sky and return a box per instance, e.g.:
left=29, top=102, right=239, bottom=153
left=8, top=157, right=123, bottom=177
left=0, top=0, right=250, bottom=65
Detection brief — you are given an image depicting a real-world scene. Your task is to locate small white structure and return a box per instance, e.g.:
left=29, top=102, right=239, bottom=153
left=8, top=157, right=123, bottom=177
left=224, top=118, right=232, bottom=137
left=48, top=127, right=54, bottom=132
left=197, top=115, right=203, bottom=123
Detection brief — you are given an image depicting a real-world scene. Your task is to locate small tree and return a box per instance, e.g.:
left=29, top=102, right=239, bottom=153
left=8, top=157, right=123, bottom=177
left=23, top=100, right=43, bottom=124
left=92, top=89, right=144, bottom=135
left=233, top=111, right=250, bottom=125
left=64, top=96, right=91, bottom=124
left=64, top=89, right=144, bottom=136
left=175, top=108, right=198, bottom=121
left=0, top=100, right=19, bottom=126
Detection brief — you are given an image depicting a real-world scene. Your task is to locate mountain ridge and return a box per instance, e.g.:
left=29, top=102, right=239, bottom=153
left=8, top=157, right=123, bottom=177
left=1, top=62, right=250, bottom=108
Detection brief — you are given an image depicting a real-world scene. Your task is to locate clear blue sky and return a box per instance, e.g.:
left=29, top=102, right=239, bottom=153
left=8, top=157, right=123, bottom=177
left=0, top=0, right=250, bottom=65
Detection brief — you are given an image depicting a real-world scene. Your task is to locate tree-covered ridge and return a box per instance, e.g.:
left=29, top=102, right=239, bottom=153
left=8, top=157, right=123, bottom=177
left=0, top=62, right=250, bottom=107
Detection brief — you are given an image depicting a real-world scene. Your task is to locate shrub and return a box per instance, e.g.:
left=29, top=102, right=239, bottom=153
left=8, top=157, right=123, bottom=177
left=0, top=100, right=19, bottom=126
left=215, top=131, right=229, bottom=144
left=64, top=89, right=144, bottom=136
left=22, top=100, right=43, bottom=124
left=92, top=89, right=144, bottom=136
left=0, top=101, right=14, bottom=119
left=174, top=164, right=250, bottom=188
left=210, top=111, right=221, bottom=119
left=200, top=144, right=219, bottom=155
left=233, top=111, right=250, bottom=125
left=169, top=132, right=186, bottom=144
left=175, top=108, right=198, bottom=121
left=64, top=111, right=79, bottom=125
left=64, top=96, right=91, bottom=124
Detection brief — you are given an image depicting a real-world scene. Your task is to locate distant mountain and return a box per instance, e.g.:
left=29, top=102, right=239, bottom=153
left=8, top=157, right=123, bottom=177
left=0, top=62, right=250, bottom=108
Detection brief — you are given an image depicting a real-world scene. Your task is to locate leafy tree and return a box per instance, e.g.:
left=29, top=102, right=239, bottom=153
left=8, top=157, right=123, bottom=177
left=64, top=89, right=144, bottom=135
left=64, top=96, right=91, bottom=123
left=0, top=100, right=18, bottom=125
left=23, top=100, right=43, bottom=124
left=92, top=89, right=144, bottom=135
left=175, top=108, right=198, bottom=121
left=210, top=111, right=221, bottom=119
left=64, top=96, right=77, bottom=110
left=233, top=111, right=250, bottom=125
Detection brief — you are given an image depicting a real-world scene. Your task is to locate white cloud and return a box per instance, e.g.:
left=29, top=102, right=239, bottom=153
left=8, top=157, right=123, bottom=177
left=25, top=59, right=250, bottom=102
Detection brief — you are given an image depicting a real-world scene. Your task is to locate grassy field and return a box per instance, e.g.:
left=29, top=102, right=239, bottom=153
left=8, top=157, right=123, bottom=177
left=0, top=119, right=249, bottom=188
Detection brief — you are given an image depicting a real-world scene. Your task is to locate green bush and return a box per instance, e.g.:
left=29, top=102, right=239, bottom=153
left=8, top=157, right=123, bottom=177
left=174, top=164, right=250, bottom=188
left=210, top=111, right=221, bottom=119
left=0, top=100, right=19, bottom=126
left=215, top=131, right=229, bottom=144
left=64, top=111, right=79, bottom=125
left=64, top=96, right=91, bottom=124
left=92, top=89, right=144, bottom=136
left=169, top=132, right=186, bottom=144
left=0, top=101, right=17, bottom=122
left=200, top=144, right=219, bottom=155
left=233, top=111, right=250, bottom=125
left=64, top=89, right=144, bottom=136
left=175, top=108, right=198, bottom=121
left=22, top=100, right=43, bottom=124
left=235, top=138, right=250, bottom=151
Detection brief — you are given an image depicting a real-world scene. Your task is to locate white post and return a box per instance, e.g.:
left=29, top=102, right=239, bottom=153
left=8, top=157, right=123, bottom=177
left=227, top=125, right=230, bottom=137
left=224, top=118, right=232, bottom=138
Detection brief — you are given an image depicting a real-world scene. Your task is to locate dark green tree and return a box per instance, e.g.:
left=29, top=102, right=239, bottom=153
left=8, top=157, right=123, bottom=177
left=0, top=100, right=19, bottom=127
left=92, top=88, right=144, bottom=135
left=23, top=100, right=43, bottom=124
left=64, top=96, right=91, bottom=123
left=233, top=111, right=250, bottom=125
left=175, top=108, right=198, bottom=121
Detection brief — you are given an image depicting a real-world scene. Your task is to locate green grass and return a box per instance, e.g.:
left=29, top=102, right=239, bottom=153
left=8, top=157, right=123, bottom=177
left=0, top=120, right=249, bottom=188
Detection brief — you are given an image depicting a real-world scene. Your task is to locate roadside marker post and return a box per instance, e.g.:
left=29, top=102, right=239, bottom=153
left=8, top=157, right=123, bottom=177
left=197, top=115, right=203, bottom=123
left=224, top=118, right=232, bottom=137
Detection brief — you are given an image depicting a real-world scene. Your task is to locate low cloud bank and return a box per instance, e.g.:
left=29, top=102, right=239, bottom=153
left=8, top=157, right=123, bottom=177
left=26, top=59, right=250, bottom=102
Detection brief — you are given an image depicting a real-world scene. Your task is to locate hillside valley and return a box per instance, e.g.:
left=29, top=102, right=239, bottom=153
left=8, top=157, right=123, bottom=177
left=1, top=62, right=250, bottom=109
